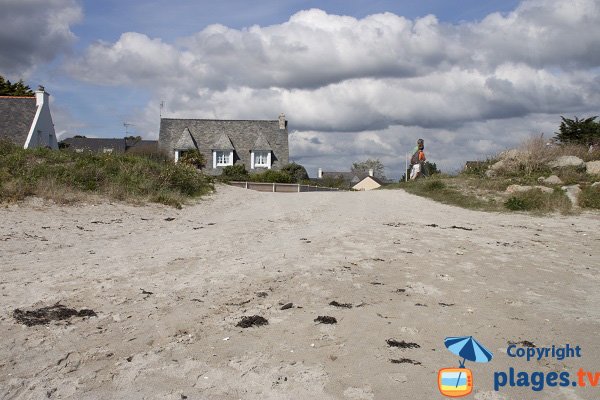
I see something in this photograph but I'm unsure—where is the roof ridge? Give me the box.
[0,96,35,99]
[161,118,278,122]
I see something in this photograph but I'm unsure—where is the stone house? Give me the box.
[0,86,57,149]
[158,114,289,175]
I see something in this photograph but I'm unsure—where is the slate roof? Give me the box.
[0,96,36,146]
[173,128,196,150]
[321,171,363,184]
[212,133,235,150]
[61,137,127,153]
[61,137,158,154]
[252,134,272,151]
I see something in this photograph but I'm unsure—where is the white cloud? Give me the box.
[0,0,82,77]
[64,0,600,178]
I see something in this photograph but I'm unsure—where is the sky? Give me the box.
[1,0,599,179]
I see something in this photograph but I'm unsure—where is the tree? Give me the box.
[423,161,440,176]
[554,116,600,145]
[281,162,309,182]
[0,75,34,96]
[351,159,386,180]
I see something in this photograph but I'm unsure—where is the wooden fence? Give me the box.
[229,181,339,193]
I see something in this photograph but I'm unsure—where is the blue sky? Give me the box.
[1,0,598,178]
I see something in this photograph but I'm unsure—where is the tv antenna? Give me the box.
[123,122,135,136]
[160,101,165,118]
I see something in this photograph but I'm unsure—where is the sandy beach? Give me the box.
[1,185,599,399]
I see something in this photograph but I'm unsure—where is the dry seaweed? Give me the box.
[13,304,97,326]
[236,315,269,328]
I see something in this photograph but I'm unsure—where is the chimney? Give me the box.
[279,113,286,130]
[368,168,374,177]
[35,85,48,107]
[318,168,323,179]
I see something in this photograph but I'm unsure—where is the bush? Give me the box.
[579,185,600,209]
[281,162,309,182]
[251,169,294,183]
[504,196,529,211]
[504,188,571,212]
[0,141,213,207]
[179,149,205,169]
[220,164,249,181]
[423,179,445,191]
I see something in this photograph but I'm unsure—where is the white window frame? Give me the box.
[213,150,234,168]
[251,150,271,169]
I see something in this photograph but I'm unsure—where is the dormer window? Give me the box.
[213,150,234,167]
[251,150,271,169]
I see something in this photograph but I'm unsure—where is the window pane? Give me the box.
[255,151,268,166]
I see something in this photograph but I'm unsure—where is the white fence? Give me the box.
[229,181,339,193]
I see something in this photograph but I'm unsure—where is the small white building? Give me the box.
[0,86,58,149]
[353,175,384,191]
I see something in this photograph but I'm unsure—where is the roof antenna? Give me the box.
[160,101,165,119]
[123,122,135,136]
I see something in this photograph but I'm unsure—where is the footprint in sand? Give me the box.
[436,274,454,281]
[474,391,509,400]
[343,386,374,400]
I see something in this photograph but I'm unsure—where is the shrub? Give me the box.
[179,149,205,169]
[579,185,600,209]
[280,162,309,182]
[504,196,529,211]
[423,179,445,191]
[504,188,571,212]
[220,164,249,181]
[251,169,294,183]
[0,143,213,207]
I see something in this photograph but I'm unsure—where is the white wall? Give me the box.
[23,88,58,149]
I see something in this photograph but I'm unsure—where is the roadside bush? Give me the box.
[251,169,294,183]
[0,141,213,207]
[281,162,309,182]
[504,188,571,213]
[579,185,600,209]
[423,179,445,191]
[179,149,205,169]
[220,164,249,181]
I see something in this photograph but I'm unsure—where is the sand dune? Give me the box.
[1,185,599,399]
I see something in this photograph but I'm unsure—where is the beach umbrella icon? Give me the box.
[444,336,493,388]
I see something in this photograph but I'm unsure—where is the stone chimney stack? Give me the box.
[368,168,374,177]
[318,168,323,178]
[278,113,286,130]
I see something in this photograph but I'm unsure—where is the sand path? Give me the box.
[1,185,599,399]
